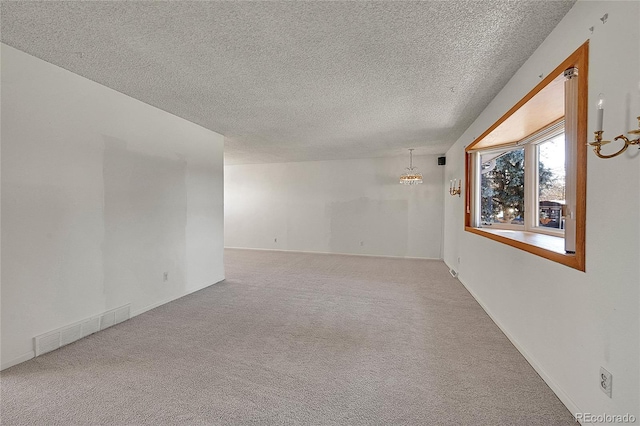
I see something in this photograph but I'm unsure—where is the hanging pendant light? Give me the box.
[400,149,423,185]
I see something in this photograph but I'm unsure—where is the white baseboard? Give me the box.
[224,246,440,261]
[455,273,582,420]
[2,280,223,371]
[131,279,224,317]
[1,350,35,371]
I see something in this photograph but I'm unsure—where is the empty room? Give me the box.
[1,1,638,425]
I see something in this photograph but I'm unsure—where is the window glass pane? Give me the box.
[480,148,525,226]
[537,134,566,231]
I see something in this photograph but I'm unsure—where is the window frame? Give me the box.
[531,129,567,237]
[464,42,588,271]
[475,124,566,236]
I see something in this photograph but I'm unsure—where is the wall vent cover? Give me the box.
[34,332,61,356]
[32,304,131,358]
[60,324,82,346]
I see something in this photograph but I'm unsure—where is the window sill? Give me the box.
[465,226,584,271]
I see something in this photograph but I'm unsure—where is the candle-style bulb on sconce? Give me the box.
[449,178,461,197]
[596,93,605,132]
[588,90,640,159]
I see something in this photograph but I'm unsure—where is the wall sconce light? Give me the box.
[449,179,461,197]
[588,94,640,158]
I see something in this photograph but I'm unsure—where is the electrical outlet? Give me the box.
[274,238,277,243]
[360,241,364,246]
[163,272,168,282]
[600,367,612,398]
[457,257,461,264]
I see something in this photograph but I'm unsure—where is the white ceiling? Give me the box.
[1,1,575,165]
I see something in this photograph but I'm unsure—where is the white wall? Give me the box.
[1,44,225,368]
[225,155,444,259]
[443,0,639,419]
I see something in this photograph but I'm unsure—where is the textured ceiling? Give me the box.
[1,1,575,164]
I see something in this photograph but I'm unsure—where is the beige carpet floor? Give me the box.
[1,249,575,425]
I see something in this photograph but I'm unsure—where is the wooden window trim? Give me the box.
[464,41,588,272]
